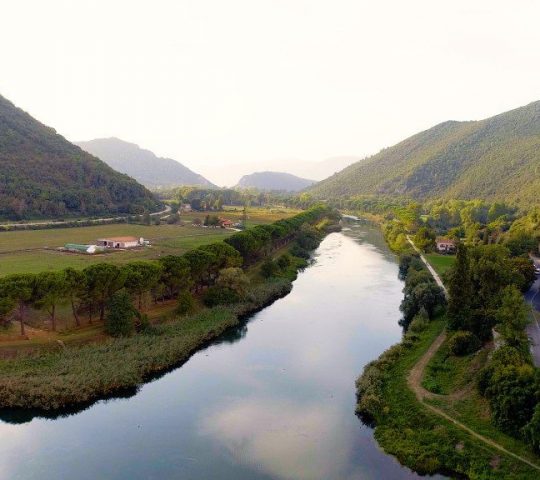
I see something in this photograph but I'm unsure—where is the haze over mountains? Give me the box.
[236,171,316,192]
[0,94,159,220]
[309,101,540,205]
[200,156,361,187]
[76,138,215,190]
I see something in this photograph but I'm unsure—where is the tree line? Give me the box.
[0,205,332,336]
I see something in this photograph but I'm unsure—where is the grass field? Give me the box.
[425,253,455,276]
[0,207,298,277]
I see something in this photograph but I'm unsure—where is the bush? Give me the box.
[290,243,310,259]
[277,253,292,270]
[260,258,280,278]
[176,290,196,315]
[105,291,136,337]
[203,286,239,307]
[448,331,481,356]
[409,308,429,333]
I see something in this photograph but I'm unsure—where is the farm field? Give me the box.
[0,207,298,277]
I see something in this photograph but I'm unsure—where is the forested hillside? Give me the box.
[237,171,315,191]
[0,95,159,219]
[309,101,540,205]
[77,138,215,189]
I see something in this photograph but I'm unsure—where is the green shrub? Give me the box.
[105,291,136,337]
[176,290,196,315]
[277,253,292,270]
[203,286,239,307]
[260,258,280,278]
[409,308,429,333]
[448,331,481,356]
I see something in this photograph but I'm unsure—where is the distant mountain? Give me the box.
[76,138,216,189]
[236,171,316,191]
[0,94,159,220]
[308,101,540,205]
[199,156,361,187]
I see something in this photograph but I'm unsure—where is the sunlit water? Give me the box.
[0,225,444,479]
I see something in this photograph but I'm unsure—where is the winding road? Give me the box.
[0,205,172,229]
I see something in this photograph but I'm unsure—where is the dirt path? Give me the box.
[405,237,540,472]
[408,336,540,472]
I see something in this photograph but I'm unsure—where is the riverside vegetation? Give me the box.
[0,205,339,410]
[353,200,540,479]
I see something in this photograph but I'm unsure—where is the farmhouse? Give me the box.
[97,236,141,249]
[436,237,456,253]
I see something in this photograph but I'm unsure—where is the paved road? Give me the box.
[525,256,540,367]
[406,235,448,297]
[0,205,172,228]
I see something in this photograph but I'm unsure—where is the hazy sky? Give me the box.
[2,0,540,172]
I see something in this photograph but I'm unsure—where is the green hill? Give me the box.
[0,95,160,219]
[309,101,540,205]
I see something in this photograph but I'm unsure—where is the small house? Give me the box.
[219,218,234,228]
[97,236,141,249]
[436,237,456,253]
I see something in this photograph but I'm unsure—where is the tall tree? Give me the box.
[64,268,87,327]
[124,261,163,311]
[3,274,34,336]
[33,271,68,331]
[84,264,126,322]
[447,243,473,331]
[495,285,530,355]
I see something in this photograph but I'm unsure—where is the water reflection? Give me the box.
[0,227,443,479]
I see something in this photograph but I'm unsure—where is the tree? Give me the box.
[142,211,151,225]
[0,280,15,328]
[124,261,163,311]
[33,271,68,331]
[2,274,34,335]
[447,243,473,331]
[83,264,126,322]
[216,267,248,295]
[64,267,87,327]
[158,255,191,298]
[495,286,530,355]
[413,226,436,252]
[105,290,136,337]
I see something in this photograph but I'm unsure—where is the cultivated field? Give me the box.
[0,207,299,277]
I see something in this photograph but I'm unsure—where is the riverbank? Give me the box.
[355,237,540,479]
[357,315,540,478]
[0,255,309,411]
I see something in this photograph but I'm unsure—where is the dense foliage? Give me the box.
[308,101,540,206]
[0,95,160,219]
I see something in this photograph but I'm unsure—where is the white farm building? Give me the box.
[97,236,142,249]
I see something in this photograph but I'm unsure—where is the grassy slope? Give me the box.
[309,100,540,205]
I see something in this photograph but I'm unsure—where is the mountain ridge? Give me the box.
[308,100,540,204]
[236,171,316,192]
[76,137,216,189]
[0,94,159,219]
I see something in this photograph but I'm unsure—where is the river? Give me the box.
[0,224,442,479]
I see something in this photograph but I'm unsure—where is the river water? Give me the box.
[0,225,440,479]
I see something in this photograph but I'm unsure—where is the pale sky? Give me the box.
[1,0,540,174]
